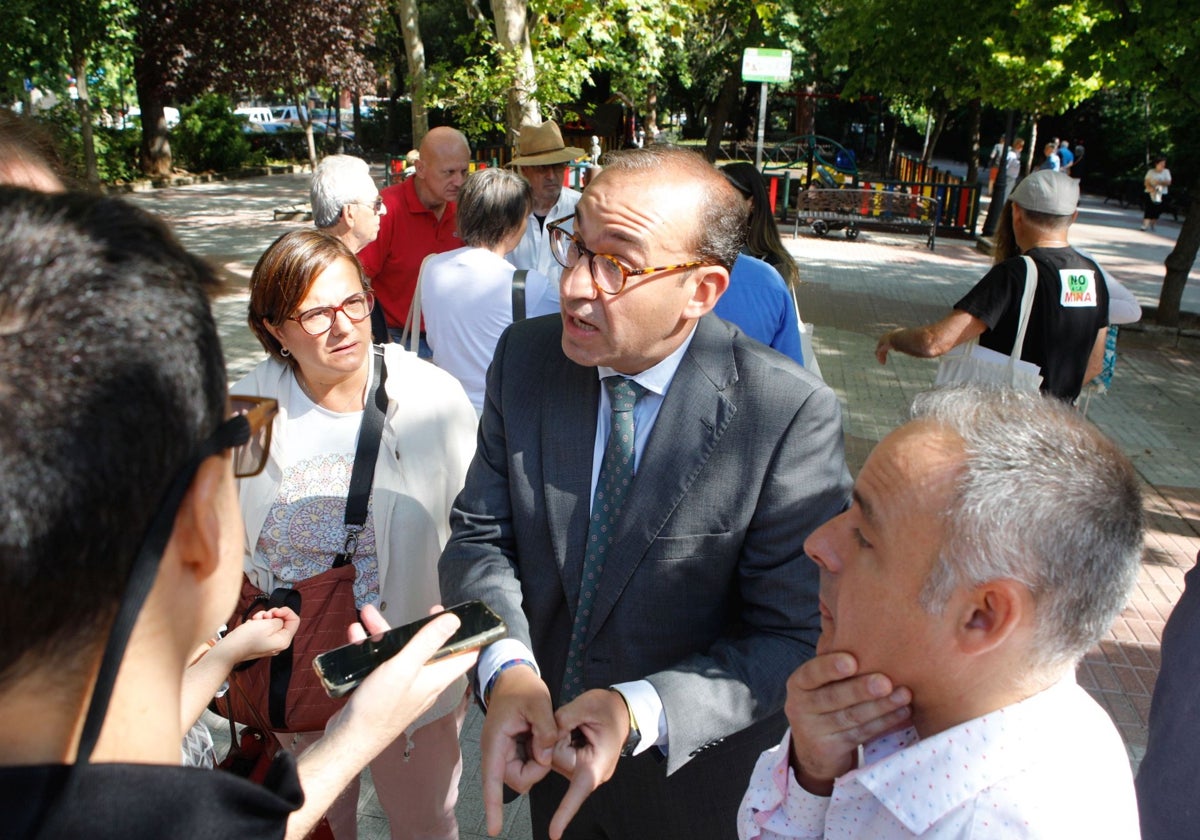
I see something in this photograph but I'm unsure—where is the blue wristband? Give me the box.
[483,658,536,707]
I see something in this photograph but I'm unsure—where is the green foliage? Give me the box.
[31,105,138,182]
[816,0,1102,117]
[173,94,252,172]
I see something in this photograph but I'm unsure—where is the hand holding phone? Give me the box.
[313,600,507,698]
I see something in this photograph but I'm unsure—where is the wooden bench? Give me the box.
[792,188,939,250]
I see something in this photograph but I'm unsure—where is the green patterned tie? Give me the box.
[561,376,646,702]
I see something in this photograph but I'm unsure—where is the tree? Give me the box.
[9,0,134,186]
[1091,0,1200,326]
[2,0,56,116]
[817,0,1102,174]
[490,0,540,139]
[392,0,430,146]
[131,0,189,177]
[220,0,382,169]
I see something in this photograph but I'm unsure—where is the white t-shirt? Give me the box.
[253,386,380,608]
[422,246,558,412]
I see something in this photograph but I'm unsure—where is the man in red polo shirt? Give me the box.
[359,126,471,354]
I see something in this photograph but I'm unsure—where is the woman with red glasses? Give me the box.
[235,229,477,840]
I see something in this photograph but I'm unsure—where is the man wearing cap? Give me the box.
[359,126,471,354]
[876,170,1109,402]
[507,121,586,285]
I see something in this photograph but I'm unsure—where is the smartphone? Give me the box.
[313,600,507,698]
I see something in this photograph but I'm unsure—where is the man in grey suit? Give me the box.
[439,146,851,840]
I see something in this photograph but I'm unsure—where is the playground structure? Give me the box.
[737,142,982,242]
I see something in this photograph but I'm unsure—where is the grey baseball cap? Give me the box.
[1010,170,1079,215]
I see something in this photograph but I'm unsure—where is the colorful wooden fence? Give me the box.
[763,165,981,238]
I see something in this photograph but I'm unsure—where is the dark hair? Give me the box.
[0,187,225,684]
[599,146,748,271]
[720,162,800,288]
[457,168,532,249]
[247,229,366,367]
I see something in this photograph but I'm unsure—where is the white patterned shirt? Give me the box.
[254,388,380,608]
[738,676,1139,839]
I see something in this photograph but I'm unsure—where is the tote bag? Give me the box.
[936,256,1043,392]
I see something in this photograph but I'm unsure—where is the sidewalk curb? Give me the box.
[103,163,312,195]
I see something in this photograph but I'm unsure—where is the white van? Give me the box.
[235,107,274,124]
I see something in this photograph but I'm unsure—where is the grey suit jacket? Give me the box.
[439,313,851,775]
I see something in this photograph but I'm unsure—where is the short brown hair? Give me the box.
[247,229,366,367]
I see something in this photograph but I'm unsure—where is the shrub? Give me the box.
[174,94,252,173]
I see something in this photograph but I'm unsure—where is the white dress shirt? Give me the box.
[506,187,582,284]
[737,676,1140,839]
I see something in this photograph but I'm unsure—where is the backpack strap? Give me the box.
[511,269,528,323]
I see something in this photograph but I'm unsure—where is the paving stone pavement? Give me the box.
[127,169,1199,838]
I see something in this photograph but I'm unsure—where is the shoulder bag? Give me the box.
[935,255,1044,392]
[221,345,388,733]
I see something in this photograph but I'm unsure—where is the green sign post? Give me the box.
[741,48,793,168]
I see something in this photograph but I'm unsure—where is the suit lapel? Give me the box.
[585,316,739,644]
[543,359,601,609]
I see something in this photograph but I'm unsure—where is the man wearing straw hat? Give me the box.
[507,121,586,284]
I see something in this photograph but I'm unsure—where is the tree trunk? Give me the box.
[394,0,428,147]
[73,54,100,187]
[704,68,740,162]
[966,97,981,186]
[921,104,947,166]
[135,0,176,177]
[490,0,540,142]
[796,84,817,137]
[295,93,318,170]
[644,83,659,139]
[1157,172,1200,326]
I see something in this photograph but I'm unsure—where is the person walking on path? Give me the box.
[875,171,1109,402]
[1142,157,1172,231]
[506,121,586,286]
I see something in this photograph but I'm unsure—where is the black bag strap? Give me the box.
[333,344,388,568]
[266,587,302,728]
[511,269,528,323]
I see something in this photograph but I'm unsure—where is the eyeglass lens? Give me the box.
[549,228,624,293]
[295,292,374,335]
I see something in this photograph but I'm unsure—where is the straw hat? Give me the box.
[508,121,585,167]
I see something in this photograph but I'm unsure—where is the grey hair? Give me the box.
[597,146,748,270]
[911,386,1143,671]
[456,167,532,249]
[310,155,376,229]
